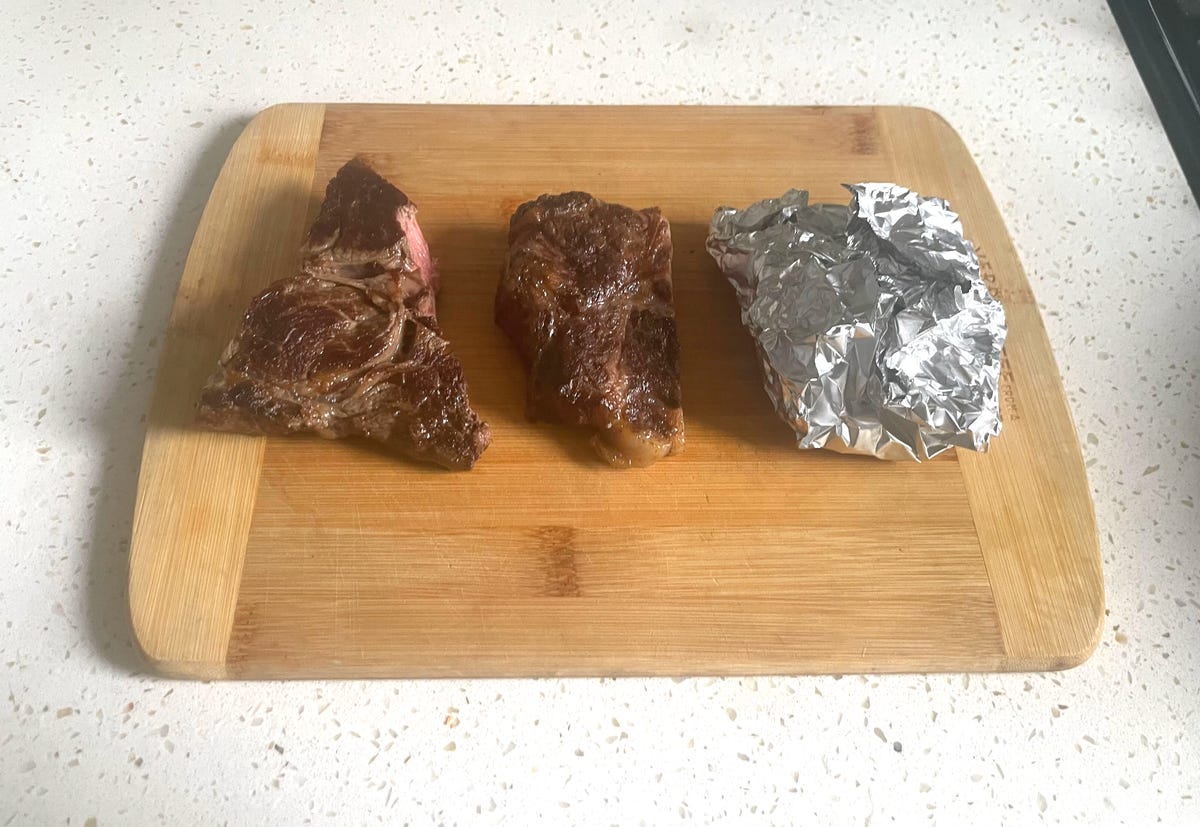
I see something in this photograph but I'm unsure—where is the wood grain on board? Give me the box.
[128,105,1102,678]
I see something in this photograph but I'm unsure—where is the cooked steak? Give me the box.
[301,157,438,319]
[196,158,490,470]
[496,192,684,467]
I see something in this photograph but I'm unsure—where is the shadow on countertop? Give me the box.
[86,118,249,674]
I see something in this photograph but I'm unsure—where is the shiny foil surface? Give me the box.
[706,184,1007,461]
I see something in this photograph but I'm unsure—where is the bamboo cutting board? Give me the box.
[127,105,1102,678]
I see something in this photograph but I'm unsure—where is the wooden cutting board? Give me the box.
[127,105,1103,678]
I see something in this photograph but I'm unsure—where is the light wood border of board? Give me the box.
[878,108,1104,669]
[128,104,328,677]
[126,104,1103,678]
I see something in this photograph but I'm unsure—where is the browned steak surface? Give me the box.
[496,192,683,467]
[196,159,489,470]
[301,157,439,319]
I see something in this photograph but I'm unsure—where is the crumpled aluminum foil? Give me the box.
[706,183,1006,461]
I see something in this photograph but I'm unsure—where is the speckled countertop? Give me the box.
[3,0,1198,823]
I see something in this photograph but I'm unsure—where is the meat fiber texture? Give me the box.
[196,158,490,470]
[496,192,684,467]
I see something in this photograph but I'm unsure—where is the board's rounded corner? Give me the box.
[1026,586,1105,673]
[126,592,178,677]
[129,615,228,680]
[899,106,972,155]
[1058,508,1107,672]
[227,105,280,155]
[127,550,233,681]
[1063,585,1106,671]
[230,103,328,162]
[245,102,308,128]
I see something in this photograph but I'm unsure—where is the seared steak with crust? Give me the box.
[196,158,490,470]
[301,158,438,319]
[496,192,684,467]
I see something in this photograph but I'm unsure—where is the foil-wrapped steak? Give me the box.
[196,159,490,470]
[706,184,1006,461]
[496,192,684,467]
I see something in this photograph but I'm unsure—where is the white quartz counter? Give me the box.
[3,1,1197,823]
